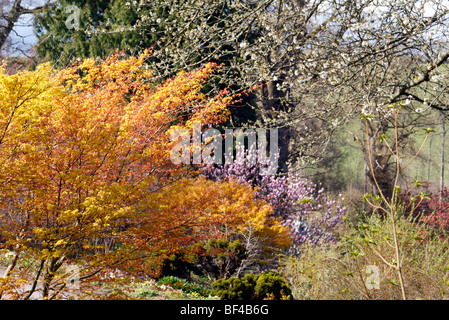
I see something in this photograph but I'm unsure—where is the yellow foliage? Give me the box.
[0,52,289,299]
[144,178,292,250]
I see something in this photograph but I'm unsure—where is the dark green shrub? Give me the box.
[212,273,257,300]
[191,239,247,280]
[255,272,292,300]
[160,253,193,279]
[160,239,247,280]
[212,272,292,300]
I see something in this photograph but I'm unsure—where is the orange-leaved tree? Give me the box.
[131,177,292,278]
[0,52,290,299]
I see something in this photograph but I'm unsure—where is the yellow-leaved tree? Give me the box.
[0,52,290,299]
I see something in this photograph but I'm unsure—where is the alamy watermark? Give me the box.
[61,6,279,174]
[65,5,80,30]
[170,121,279,175]
[66,264,80,291]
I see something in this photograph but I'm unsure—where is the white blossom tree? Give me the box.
[35,0,449,193]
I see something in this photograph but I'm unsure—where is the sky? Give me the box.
[2,0,44,56]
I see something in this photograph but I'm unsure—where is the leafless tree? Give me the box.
[48,0,449,192]
[0,0,51,55]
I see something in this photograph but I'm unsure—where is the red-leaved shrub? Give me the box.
[401,183,449,235]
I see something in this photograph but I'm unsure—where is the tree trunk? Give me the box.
[0,0,24,51]
[255,80,292,174]
[0,246,20,299]
[364,119,395,199]
[42,257,64,299]
[2,249,19,278]
[0,0,49,52]
[441,112,446,191]
[428,134,433,183]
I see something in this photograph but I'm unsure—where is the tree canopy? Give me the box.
[0,51,290,299]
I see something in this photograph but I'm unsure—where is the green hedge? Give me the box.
[212,272,292,300]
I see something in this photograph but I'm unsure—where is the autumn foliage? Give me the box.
[401,184,449,235]
[0,52,290,299]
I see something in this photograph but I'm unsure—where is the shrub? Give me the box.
[181,282,211,297]
[278,103,449,300]
[212,274,256,300]
[212,272,292,300]
[279,211,449,300]
[201,145,345,246]
[158,276,186,289]
[190,240,247,280]
[400,184,449,236]
[279,244,345,300]
[159,252,193,280]
[341,212,449,299]
[160,239,247,281]
[424,187,449,233]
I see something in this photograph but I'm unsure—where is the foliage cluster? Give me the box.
[212,271,292,300]
[160,239,247,281]
[157,276,211,298]
[201,146,346,246]
[401,184,449,235]
[0,52,291,299]
[281,212,449,300]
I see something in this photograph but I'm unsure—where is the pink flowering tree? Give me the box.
[200,144,346,249]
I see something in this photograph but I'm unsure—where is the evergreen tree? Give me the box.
[35,0,148,64]
[35,0,257,128]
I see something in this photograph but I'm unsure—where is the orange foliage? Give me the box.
[0,53,290,299]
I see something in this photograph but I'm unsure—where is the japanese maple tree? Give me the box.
[0,52,290,299]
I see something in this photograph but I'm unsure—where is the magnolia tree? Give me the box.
[34,0,449,196]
